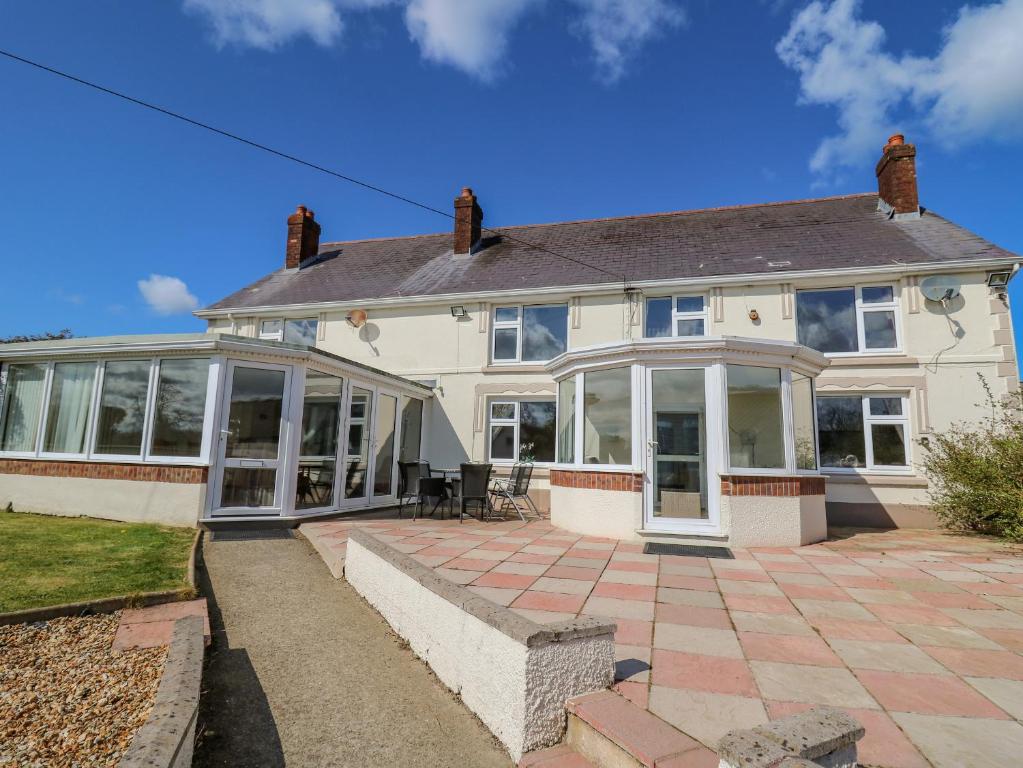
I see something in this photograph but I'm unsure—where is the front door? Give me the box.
[644,366,721,534]
[213,362,291,516]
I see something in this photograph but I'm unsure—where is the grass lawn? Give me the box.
[0,511,195,613]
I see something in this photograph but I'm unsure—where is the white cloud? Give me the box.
[777,0,1023,178]
[183,0,684,81]
[569,0,686,83]
[138,275,200,316]
[404,0,538,81]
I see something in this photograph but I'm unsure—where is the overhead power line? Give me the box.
[0,48,627,283]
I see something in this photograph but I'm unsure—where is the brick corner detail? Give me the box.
[0,459,208,485]
[550,468,643,493]
[720,475,826,497]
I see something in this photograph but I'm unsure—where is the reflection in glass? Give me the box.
[494,307,519,322]
[796,288,857,353]
[676,319,705,337]
[374,394,397,496]
[863,311,897,349]
[522,305,568,361]
[558,378,575,463]
[491,402,516,420]
[221,468,277,508]
[284,318,318,346]
[651,369,707,520]
[869,397,902,416]
[871,424,907,465]
[0,363,46,452]
[43,362,96,454]
[296,372,342,510]
[817,397,865,468]
[792,372,817,470]
[345,388,372,499]
[399,397,423,462]
[727,365,785,469]
[151,359,209,457]
[676,296,704,313]
[490,424,515,460]
[225,367,285,460]
[583,367,632,465]
[493,328,518,360]
[520,401,556,462]
[644,297,672,337]
[862,286,894,303]
[95,360,150,455]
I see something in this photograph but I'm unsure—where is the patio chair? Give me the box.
[398,461,431,518]
[489,462,540,521]
[445,463,495,523]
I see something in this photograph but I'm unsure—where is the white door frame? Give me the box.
[370,388,401,506]
[643,363,722,534]
[210,360,293,517]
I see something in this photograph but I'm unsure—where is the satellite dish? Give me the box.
[920,275,962,303]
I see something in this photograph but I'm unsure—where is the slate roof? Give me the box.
[203,193,1018,312]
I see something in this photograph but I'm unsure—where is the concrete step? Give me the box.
[519,744,595,767]
[635,530,732,549]
[565,690,717,768]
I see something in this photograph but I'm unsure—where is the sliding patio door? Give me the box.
[213,361,291,515]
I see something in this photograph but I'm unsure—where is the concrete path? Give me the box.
[192,530,511,767]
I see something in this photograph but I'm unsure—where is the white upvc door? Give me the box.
[643,364,722,534]
[211,361,292,516]
[337,383,402,509]
[370,388,401,506]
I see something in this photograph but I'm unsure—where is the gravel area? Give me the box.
[0,613,167,767]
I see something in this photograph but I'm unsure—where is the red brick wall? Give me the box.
[721,475,826,497]
[550,468,643,493]
[875,143,918,214]
[0,459,208,484]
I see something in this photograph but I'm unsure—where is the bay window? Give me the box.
[796,286,900,354]
[582,367,632,465]
[492,304,568,363]
[817,395,911,471]
[791,372,818,470]
[726,365,785,470]
[645,295,708,338]
[557,378,576,464]
[488,399,556,463]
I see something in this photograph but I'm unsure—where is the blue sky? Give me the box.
[1,0,1021,349]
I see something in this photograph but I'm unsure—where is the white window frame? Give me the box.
[258,317,318,346]
[817,393,912,474]
[722,363,794,476]
[487,397,557,465]
[0,357,217,465]
[491,303,569,364]
[796,285,902,357]
[644,294,709,339]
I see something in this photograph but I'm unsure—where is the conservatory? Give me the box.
[0,333,431,526]
[546,336,831,547]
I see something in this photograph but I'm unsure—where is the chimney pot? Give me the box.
[453,187,483,256]
[876,134,919,217]
[285,204,322,269]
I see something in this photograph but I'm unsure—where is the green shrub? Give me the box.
[921,376,1023,540]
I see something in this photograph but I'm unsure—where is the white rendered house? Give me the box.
[0,135,1018,546]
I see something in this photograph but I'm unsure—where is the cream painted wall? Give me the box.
[208,268,1018,515]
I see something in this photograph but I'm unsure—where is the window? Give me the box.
[296,372,343,510]
[817,395,910,471]
[583,367,632,465]
[488,399,556,463]
[399,397,424,463]
[726,365,785,470]
[557,378,575,463]
[43,362,97,454]
[94,360,151,455]
[259,318,318,347]
[150,359,209,458]
[492,304,568,363]
[791,372,817,470]
[0,363,47,453]
[644,295,707,338]
[796,286,900,354]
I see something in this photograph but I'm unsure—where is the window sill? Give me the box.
[822,471,926,487]
[482,364,552,374]
[824,354,919,367]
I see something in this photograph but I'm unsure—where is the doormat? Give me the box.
[210,529,294,542]
[643,543,734,559]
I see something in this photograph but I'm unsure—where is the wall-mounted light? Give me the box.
[346,309,368,328]
[988,271,1011,289]
[450,305,467,318]
[748,308,760,322]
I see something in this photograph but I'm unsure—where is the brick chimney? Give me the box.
[453,187,483,256]
[285,205,321,269]
[876,134,919,218]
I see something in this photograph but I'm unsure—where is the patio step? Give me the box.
[519,744,595,767]
[565,690,717,768]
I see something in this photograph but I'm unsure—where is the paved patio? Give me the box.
[301,517,1023,768]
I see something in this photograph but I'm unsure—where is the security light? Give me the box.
[988,271,1011,289]
[450,305,467,318]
